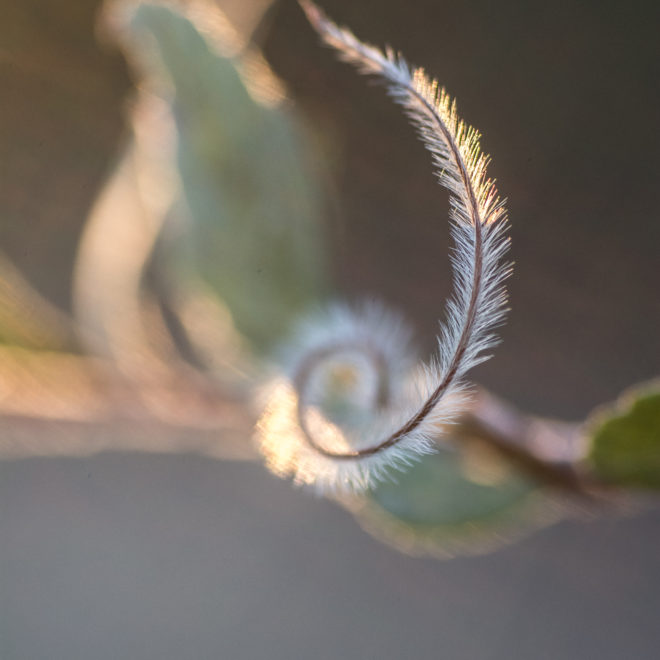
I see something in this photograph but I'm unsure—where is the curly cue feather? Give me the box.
[295,1,509,462]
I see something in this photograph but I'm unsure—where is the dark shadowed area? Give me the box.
[1,0,659,658]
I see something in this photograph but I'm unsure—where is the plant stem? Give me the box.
[460,389,606,497]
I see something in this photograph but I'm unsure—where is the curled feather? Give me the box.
[256,2,511,493]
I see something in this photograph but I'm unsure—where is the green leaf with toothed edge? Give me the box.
[121,3,329,354]
[588,383,660,489]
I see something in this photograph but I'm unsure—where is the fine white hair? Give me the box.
[256,2,511,494]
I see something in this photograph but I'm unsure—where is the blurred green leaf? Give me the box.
[122,3,328,353]
[348,444,557,558]
[587,383,660,489]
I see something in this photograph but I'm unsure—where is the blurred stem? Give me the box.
[460,389,604,497]
[0,248,613,495]
[0,346,255,462]
[0,340,603,499]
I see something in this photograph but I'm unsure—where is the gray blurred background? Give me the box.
[1,0,659,658]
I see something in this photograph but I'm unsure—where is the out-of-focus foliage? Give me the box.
[345,440,562,558]
[118,2,328,354]
[588,383,660,489]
